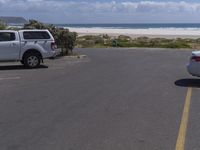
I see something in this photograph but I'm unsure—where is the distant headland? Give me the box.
[0,16,28,26]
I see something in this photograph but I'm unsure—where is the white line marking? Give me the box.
[0,77,21,80]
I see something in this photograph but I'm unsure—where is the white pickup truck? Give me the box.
[0,30,59,68]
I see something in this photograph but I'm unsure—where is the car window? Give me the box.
[23,31,51,39]
[0,32,16,42]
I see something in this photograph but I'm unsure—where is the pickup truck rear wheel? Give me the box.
[24,53,41,68]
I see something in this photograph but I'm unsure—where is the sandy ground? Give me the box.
[67,27,200,39]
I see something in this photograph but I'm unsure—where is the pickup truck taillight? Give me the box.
[51,42,57,50]
[191,56,200,62]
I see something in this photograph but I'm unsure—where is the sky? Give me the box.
[1,0,200,23]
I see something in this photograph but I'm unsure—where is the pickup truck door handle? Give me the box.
[10,43,17,46]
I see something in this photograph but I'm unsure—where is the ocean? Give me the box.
[8,23,200,37]
[56,23,200,29]
[55,23,200,37]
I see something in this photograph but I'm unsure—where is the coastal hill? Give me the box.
[0,17,28,25]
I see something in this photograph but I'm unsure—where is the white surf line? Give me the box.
[0,77,21,80]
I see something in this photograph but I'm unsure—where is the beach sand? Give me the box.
[67,27,200,39]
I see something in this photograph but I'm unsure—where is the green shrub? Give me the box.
[118,35,131,42]
[76,35,105,47]
[0,22,6,30]
[0,25,5,30]
[76,39,95,48]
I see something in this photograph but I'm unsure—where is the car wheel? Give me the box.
[24,53,41,68]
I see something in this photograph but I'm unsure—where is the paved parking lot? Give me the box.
[0,48,198,150]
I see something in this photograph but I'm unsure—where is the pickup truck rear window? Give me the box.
[23,31,51,40]
[0,32,16,42]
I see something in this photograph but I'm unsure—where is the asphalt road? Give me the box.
[0,48,198,150]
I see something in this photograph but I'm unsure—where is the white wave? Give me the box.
[66,27,200,36]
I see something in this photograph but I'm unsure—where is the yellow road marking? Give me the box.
[175,88,192,150]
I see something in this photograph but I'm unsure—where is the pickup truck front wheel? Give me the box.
[24,53,41,68]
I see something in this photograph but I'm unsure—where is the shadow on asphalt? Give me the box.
[175,79,200,88]
[0,65,48,71]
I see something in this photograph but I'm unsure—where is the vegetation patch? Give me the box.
[76,35,200,49]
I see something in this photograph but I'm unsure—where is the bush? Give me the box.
[76,35,105,47]
[0,24,5,30]
[0,21,6,30]
[24,20,77,55]
[118,35,131,42]
[76,39,96,48]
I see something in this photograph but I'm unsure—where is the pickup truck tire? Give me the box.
[23,52,41,68]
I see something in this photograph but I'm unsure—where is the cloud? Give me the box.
[1,1,200,13]
[1,1,200,23]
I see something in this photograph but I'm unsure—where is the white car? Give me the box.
[0,30,59,68]
[187,51,200,77]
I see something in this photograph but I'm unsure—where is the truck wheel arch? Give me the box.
[22,49,43,61]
